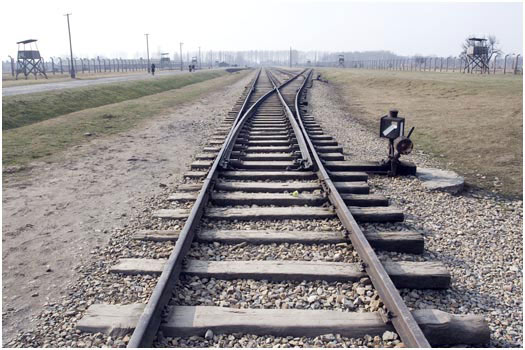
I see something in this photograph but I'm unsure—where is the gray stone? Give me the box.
[416,167,464,194]
[382,331,397,341]
[205,329,214,340]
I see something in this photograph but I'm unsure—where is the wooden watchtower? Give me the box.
[16,39,48,80]
[160,52,171,68]
[463,37,490,74]
[338,54,345,67]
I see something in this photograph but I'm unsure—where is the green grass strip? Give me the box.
[2,70,227,130]
[3,70,250,168]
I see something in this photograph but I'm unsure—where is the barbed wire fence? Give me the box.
[2,57,186,78]
[2,51,523,78]
[2,50,298,78]
[339,55,522,74]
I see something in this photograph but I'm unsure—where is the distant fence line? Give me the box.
[341,55,523,74]
[2,57,198,78]
[3,54,523,77]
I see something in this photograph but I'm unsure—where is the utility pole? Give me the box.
[289,46,292,68]
[64,13,76,78]
[198,46,201,70]
[179,42,183,71]
[145,33,150,73]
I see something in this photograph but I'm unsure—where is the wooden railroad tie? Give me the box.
[77,304,489,346]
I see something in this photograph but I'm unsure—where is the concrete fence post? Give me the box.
[7,56,14,76]
[503,54,510,74]
[514,54,521,74]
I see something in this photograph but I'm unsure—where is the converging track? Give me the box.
[76,68,489,348]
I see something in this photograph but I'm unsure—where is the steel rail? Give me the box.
[219,68,307,169]
[128,69,263,348]
[266,69,313,169]
[128,68,306,347]
[294,69,431,348]
[218,69,264,164]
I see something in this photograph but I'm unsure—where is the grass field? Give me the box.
[3,70,228,130]
[320,68,523,197]
[3,70,250,168]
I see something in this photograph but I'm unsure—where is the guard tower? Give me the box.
[160,52,171,68]
[338,54,345,67]
[463,38,490,74]
[16,39,48,80]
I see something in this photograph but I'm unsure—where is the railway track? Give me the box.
[77,68,489,347]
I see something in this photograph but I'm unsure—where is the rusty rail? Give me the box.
[219,68,307,169]
[127,69,263,347]
[128,68,308,347]
[266,69,313,169]
[293,69,431,348]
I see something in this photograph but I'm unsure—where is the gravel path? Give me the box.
[309,78,523,348]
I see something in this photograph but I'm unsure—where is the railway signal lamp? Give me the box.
[379,110,416,176]
[380,110,405,140]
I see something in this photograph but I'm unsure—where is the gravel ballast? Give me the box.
[7,72,520,348]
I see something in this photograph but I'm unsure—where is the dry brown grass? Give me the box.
[321,68,523,197]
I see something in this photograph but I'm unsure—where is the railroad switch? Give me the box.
[379,110,417,176]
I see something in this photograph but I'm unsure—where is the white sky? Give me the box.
[1,0,522,59]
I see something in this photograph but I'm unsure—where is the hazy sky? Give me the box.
[1,0,522,59]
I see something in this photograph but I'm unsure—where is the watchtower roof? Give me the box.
[17,39,38,44]
[468,37,487,42]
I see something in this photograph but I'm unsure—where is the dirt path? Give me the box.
[2,69,221,96]
[1,72,253,342]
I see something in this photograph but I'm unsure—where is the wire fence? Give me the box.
[3,52,523,78]
[2,57,206,79]
[338,55,523,74]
